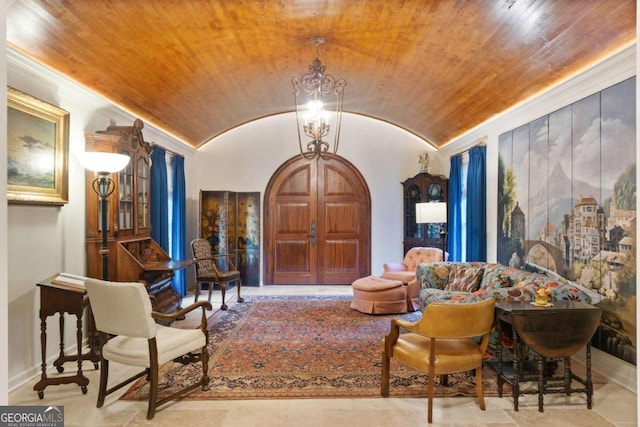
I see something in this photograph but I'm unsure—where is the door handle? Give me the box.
[309,219,317,247]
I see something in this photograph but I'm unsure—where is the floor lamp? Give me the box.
[416,202,447,261]
[78,152,130,280]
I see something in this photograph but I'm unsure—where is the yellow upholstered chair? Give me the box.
[85,278,212,420]
[191,238,244,310]
[382,247,446,311]
[381,297,495,423]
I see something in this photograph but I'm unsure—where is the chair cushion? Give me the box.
[102,325,206,367]
[384,333,484,374]
[352,276,404,291]
[381,270,416,284]
[445,265,484,292]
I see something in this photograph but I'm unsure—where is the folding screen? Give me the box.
[497,77,636,364]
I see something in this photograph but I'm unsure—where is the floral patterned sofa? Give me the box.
[415,262,594,360]
[416,262,592,308]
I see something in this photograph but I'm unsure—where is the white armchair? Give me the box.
[85,278,212,420]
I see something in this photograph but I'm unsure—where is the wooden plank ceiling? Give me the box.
[7,0,636,150]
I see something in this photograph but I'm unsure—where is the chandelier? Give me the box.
[292,36,346,160]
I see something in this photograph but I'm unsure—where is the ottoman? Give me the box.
[350,276,408,314]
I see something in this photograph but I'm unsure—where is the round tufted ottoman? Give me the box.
[350,276,407,314]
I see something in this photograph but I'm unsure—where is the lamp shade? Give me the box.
[416,202,447,224]
[77,152,130,174]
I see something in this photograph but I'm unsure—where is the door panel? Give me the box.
[317,161,369,284]
[265,155,370,284]
[266,161,317,284]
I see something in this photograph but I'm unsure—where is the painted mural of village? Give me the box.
[497,77,636,365]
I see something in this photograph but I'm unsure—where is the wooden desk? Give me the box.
[116,238,193,318]
[495,300,602,412]
[33,274,101,399]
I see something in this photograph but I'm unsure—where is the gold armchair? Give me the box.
[381,297,495,423]
[84,278,212,420]
[191,238,244,310]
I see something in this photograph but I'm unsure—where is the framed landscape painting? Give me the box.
[7,87,69,205]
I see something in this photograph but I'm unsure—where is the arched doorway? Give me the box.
[264,154,371,284]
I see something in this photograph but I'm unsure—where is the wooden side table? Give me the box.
[495,300,602,412]
[33,274,101,399]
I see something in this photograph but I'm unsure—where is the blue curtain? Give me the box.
[448,155,463,261]
[150,146,169,251]
[171,155,187,296]
[466,146,487,261]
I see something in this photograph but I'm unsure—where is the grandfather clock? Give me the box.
[84,120,184,316]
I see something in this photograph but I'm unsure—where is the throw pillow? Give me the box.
[489,273,512,289]
[445,265,485,292]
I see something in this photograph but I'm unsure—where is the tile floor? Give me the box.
[9,285,638,426]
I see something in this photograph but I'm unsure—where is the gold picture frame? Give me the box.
[7,87,69,205]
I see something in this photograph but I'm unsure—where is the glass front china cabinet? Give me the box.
[401,172,448,254]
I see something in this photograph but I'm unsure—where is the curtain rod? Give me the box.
[450,139,486,158]
[151,143,183,158]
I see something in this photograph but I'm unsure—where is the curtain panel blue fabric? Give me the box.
[448,155,463,261]
[150,146,169,251]
[171,155,187,296]
[466,146,487,261]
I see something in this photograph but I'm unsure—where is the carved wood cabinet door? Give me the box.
[264,155,371,285]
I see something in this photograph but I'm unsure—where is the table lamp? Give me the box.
[416,202,447,261]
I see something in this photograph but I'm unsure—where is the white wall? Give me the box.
[194,112,439,283]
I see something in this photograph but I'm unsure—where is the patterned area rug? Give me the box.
[121,295,508,400]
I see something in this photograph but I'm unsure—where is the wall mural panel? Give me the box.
[497,77,636,365]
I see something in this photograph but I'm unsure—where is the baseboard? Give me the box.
[9,340,85,392]
[573,346,637,393]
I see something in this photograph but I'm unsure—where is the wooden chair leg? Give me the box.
[194,281,201,302]
[220,283,228,310]
[207,283,214,305]
[201,344,210,391]
[236,278,244,303]
[427,363,436,423]
[96,358,108,408]
[440,374,448,386]
[427,375,435,423]
[147,361,159,420]
[476,366,485,410]
[381,349,390,397]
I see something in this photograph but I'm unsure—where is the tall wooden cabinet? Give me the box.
[84,120,184,316]
[402,172,448,254]
[199,191,260,286]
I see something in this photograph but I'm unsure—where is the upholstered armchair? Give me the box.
[382,246,445,310]
[381,297,496,423]
[191,238,244,310]
[84,278,212,420]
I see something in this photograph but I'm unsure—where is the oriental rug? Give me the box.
[121,295,508,401]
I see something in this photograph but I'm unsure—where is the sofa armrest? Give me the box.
[416,262,450,290]
[383,262,407,273]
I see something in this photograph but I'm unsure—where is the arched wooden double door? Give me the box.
[264,155,371,284]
